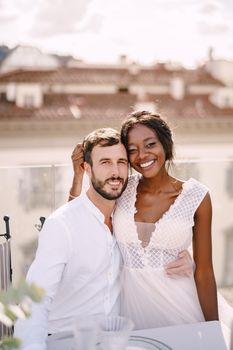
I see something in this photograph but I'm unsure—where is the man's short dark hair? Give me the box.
[83,128,121,165]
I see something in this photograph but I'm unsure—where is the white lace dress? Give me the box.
[113,175,208,329]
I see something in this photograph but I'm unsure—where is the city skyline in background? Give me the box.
[0,0,233,68]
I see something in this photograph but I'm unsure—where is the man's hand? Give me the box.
[164,250,194,277]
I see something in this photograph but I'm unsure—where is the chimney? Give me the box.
[170,76,185,100]
[119,55,127,65]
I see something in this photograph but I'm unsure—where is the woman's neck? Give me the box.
[140,170,172,194]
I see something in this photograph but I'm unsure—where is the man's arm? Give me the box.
[14,297,52,350]
[69,143,85,201]
[14,218,70,350]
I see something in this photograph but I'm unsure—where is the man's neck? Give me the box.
[86,188,115,230]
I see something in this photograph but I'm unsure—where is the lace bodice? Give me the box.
[113,175,208,269]
[135,222,155,248]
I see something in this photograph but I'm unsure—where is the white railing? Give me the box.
[0,160,233,288]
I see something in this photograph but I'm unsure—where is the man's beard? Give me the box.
[91,173,128,200]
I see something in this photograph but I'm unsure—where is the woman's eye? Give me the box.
[128,148,137,154]
[146,142,156,148]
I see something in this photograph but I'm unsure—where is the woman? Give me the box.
[113,111,218,329]
[69,111,223,330]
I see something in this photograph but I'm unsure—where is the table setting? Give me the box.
[47,317,230,350]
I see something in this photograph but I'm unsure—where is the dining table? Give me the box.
[47,320,231,350]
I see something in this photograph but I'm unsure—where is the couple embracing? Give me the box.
[15,111,232,350]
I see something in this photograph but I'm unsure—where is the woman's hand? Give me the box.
[71,143,85,177]
[69,144,85,200]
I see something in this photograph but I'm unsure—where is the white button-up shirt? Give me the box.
[14,193,122,350]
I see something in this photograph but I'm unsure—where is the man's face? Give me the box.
[86,143,128,200]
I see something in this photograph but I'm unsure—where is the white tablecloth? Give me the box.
[47,320,230,350]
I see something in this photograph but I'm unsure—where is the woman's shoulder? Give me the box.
[125,172,142,192]
[128,172,141,184]
[183,177,209,194]
[116,172,140,206]
[180,178,210,214]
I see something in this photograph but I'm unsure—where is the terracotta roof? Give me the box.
[0,68,131,85]
[0,91,232,123]
[0,69,56,83]
[133,69,172,84]
[0,93,137,121]
[0,66,223,86]
[179,68,224,85]
[44,92,136,107]
[148,94,233,118]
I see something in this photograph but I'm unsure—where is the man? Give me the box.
[14,128,128,350]
[14,128,192,350]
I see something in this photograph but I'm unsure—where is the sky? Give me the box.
[0,0,233,68]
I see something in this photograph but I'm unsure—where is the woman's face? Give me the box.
[127,124,166,178]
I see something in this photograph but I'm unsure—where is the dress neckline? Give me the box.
[135,221,156,226]
[132,177,194,249]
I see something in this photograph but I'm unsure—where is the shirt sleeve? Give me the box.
[14,216,71,350]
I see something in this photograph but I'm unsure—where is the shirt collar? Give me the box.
[81,192,106,223]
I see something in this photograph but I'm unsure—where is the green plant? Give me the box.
[0,281,44,350]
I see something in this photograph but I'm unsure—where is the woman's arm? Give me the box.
[68,143,85,201]
[193,192,219,321]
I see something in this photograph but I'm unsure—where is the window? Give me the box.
[24,95,35,108]
[224,96,231,107]
[0,92,7,102]
[118,87,129,93]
